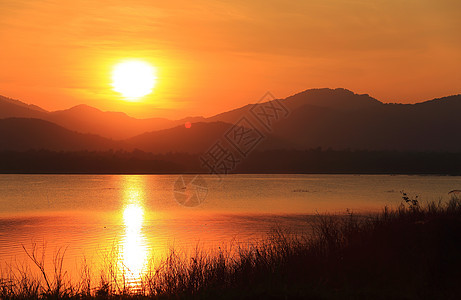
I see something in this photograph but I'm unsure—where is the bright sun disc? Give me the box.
[111,60,157,99]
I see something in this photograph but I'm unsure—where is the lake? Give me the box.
[0,174,459,285]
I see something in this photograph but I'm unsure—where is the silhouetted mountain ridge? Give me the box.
[0,95,47,113]
[283,88,383,111]
[0,95,46,119]
[0,95,205,139]
[0,118,123,151]
[1,89,460,153]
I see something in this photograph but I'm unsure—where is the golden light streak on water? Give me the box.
[119,176,148,288]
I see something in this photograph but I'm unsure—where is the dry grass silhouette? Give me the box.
[1,197,461,299]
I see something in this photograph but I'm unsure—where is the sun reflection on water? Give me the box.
[119,176,148,287]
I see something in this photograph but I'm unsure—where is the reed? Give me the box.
[1,197,461,299]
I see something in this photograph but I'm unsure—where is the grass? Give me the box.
[1,196,461,299]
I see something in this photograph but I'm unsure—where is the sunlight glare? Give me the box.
[119,176,149,288]
[123,204,144,232]
[111,60,157,100]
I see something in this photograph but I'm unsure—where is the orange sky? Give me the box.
[0,0,460,119]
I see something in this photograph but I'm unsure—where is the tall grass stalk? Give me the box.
[1,198,461,299]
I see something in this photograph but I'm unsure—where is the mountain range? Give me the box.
[0,88,460,153]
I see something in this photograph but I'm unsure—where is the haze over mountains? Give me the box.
[0,118,122,151]
[0,95,205,140]
[1,88,460,153]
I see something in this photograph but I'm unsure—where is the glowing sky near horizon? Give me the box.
[0,0,460,118]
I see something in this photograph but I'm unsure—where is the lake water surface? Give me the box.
[0,174,459,285]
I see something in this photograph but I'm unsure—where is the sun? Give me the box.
[111,60,157,100]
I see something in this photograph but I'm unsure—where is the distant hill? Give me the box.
[269,93,461,151]
[207,88,382,124]
[207,88,461,152]
[0,118,123,151]
[127,121,235,154]
[47,104,205,140]
[0,95,47,113]
[0,96,205,139]
[0,95,47,119]
[283,88,383,111]
[125,120,297,154]
[1,89,461,153]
